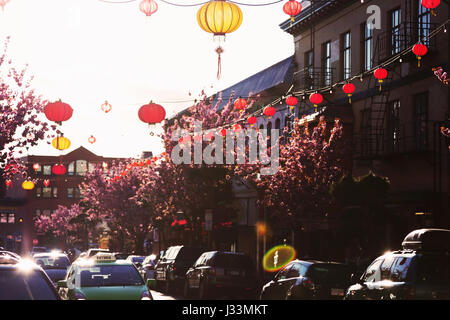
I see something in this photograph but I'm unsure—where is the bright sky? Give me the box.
[0,0,293,159]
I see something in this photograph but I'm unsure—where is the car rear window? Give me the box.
[79,265,144,287]
[34,256,70,269]
[416,255,450,285]
[212,253,254,270]
[306,264,352,284]
[0,269,58,300]
[177,248,204,261]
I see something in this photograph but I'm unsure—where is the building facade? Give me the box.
[279,0,449,257]
[0,146,128,254]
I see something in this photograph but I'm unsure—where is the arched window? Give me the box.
[76,160,87,176]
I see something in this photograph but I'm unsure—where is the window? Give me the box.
[42,187,52,199]
[36,188,42,198]
[322,41,332,86]
[7,214,15,224]
[0,213,15,224]
[363,259,383,283]
[88,162,96,173]
[290,263,308,277]
[52,187,58,198]
[418,1,431,45]
[43,165,52,176]
[68,162,75,176]
[342,32,351,80]
[76,160,87,176]
[1,213,7,224]
[34,165,42,175]
[362,22,373,71]
[305,50,314,89]
[42,210,51,216]
[67,188,74,199]
[391,257,413,282]
[414,92,428,150]
[391,8,402,54]
[276,265,291,281]
[389,100,401,150]
[380,255,396,280]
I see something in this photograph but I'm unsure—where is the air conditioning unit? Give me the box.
[402,228,450,251]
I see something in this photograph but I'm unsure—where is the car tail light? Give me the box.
[303,279,315,290]
[74,291,87,300]
[141,291,153,300]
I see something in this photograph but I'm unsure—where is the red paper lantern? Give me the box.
[5,180,12,188]
[52,164,66,175]
[374,68,388,91]
[421,0,440,15]
[44,101,73,123]
[32,239,39,246]
[412,44,428,67]
[138,102,166,125]
[32,163,40,172]
[232,123,243,133]
[220,128,227,137]
[139,0,158,17]
[234,98,247,111]
[101,101,112,113]
[285,96,298,110]
[88,135,96,144]
[263,106,276,118]
[309,93,323,112]
[342,83,356,104]
[247,116,257,126]
[43,179,50,187]
[283,0,302,24]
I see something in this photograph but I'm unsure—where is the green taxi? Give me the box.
[57,252,154,300]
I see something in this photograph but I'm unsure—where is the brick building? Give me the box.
[0,146,130,254]
[279,0,450,258]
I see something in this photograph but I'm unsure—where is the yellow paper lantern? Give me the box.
[52,136,71,151]
[22,180,35,190]
[197,0,243,37]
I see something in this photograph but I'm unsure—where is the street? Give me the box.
[151,290,181,301]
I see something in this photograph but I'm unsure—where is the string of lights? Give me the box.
[98,0,285,6]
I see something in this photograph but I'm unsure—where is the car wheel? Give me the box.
[198,281,209,300]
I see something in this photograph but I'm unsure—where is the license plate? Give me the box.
[331,288,344,296]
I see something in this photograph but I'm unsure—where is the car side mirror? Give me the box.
[146,278,156,290]
[57,280,67,288]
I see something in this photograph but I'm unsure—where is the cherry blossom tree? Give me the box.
[0,37,55,179]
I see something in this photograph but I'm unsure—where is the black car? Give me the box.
[33,252,71,285]
[155,245,207,293]
[260,260,352,300]
[345,228,450,300]
[184,251,258,299]
[0,254,60,300]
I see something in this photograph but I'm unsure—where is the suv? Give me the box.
[345,228,450,300]
[155,245,206,293]
[184,251,258,299]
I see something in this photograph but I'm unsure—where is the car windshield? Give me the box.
[416,255,450,285]
[79,265,144,287]
[0,269,58,300]
[213,253,254,270]
[307,264,352,284]
[34,256,70,269]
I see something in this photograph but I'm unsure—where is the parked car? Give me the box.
[57,252,153,300]
[0,254,60,300]
[139,255,158,281]
[126,255,145,268]
[184,251,258,299]
[260,259,352,300]
[155,245,207,293]
[30,246,50,256]
[0,250,21,260]
[345,228,450,300]
[33,252,71,285]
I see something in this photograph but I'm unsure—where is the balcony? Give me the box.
[294,67,335,91]
[377,21,439,63]
[352,121,442,159]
